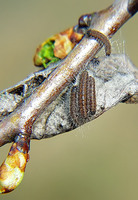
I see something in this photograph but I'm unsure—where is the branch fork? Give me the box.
[0,0,137,194]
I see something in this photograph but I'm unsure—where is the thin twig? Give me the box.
[0,0,137,147]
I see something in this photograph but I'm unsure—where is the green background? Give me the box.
[0,0,138,199]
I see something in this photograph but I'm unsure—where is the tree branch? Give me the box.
[0,0,137,147]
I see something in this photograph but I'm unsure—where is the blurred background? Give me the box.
[0,0,138,199]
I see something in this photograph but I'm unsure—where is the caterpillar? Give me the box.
[70,71,96,126]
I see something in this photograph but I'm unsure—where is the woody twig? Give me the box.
[0,0,137,147]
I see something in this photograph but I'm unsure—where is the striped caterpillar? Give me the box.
[70,71,96,126]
